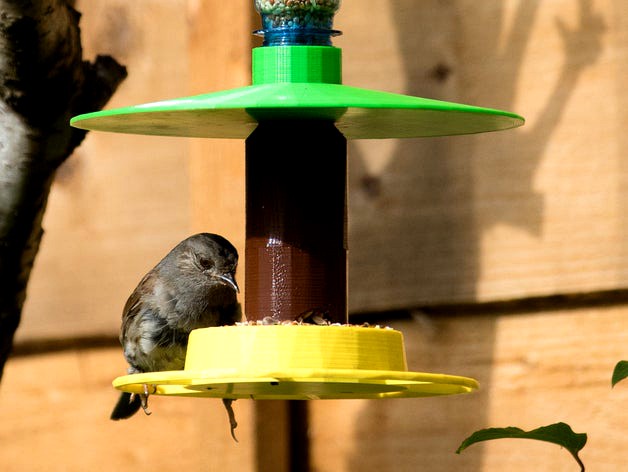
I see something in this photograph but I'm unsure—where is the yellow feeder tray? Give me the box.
[112,325,478,400]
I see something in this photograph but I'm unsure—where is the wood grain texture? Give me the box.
[310,304,628,471]
[340,0,626,311]
[16,0,628,329]
[0,348,254,471]
[3,1,627,471]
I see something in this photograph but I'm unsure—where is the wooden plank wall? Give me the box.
[310,306,628,471]
[1,2,256,471]
[315,1,628,470]
[15,0,193,342]
[341,0,624,311]
[2,0,628,471]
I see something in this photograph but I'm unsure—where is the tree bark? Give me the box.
[0,0,127,379]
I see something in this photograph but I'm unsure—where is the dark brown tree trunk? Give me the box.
[0,0,127,379]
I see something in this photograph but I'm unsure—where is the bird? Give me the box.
[110,233,241,438]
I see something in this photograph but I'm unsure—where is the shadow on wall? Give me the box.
[344,1,604,471]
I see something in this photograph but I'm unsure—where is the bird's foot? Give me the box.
[222,398,238,442]
[140,384,157,416]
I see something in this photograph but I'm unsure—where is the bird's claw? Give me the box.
[140,384,157,416]
[223,398,238,442]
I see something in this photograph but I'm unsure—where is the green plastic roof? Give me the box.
[71,82,524,139]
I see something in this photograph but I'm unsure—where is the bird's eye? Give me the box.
[198,257,213,269]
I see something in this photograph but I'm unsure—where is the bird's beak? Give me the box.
[217,273,239,293]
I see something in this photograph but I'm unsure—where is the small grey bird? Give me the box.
[110,233,241,437]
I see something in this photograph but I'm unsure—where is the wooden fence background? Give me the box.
[2,0,628,470]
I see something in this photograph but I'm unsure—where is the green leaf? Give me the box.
[456,422,587,471]
[611,360,628,387]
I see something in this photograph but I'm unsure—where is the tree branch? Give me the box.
[0,0,127,379]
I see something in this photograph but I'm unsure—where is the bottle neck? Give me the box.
[258,28,340,47]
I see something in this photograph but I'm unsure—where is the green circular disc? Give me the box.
[70,82,523,139]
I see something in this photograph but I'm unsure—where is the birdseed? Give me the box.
[255,0,341,30]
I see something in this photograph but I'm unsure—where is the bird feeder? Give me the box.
[71,1,523,401]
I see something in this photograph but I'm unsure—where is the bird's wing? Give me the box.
[120,271,156,344]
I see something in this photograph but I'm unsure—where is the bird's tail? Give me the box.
[110,392,142,420]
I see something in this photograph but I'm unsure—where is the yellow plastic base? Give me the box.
[112,325,478,400]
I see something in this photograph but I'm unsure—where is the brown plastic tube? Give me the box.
[245,121,347,323]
